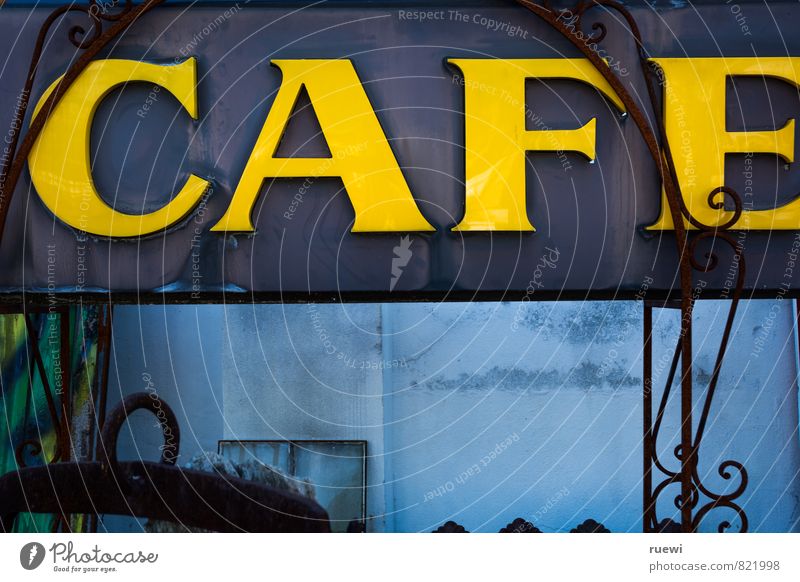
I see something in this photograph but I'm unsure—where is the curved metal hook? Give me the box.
[99,392,180,473]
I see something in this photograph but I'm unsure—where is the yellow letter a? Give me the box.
[212,60,433,233]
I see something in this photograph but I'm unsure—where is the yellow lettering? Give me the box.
[29,59,209,237]
[212,59,433,232]
[448,58,625,231]
[649,57,799,230]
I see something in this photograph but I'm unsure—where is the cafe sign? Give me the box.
[2,1,800,300]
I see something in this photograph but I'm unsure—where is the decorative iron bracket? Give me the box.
[0,0,750,533]
[512,0,748,532]
[0,0,166,241]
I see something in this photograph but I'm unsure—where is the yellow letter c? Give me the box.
[28,59,209,237]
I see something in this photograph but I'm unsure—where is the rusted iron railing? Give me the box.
[0,0,749,532]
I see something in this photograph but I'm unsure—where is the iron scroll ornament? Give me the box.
[0,0,164,532]
[0,0,748,532]
[14,311,73,469]
[0,0,166,242]
[512,0,748,532]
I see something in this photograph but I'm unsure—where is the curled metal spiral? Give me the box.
[14,439,43,468]
[0,0,164,241]
[653,456,748,530]
[674,483,699,512]
[653,445,703,513]
[513,0,750,532]
[65,0,136,48]
[693,461,748,504]
[693,499,749,533]
[554,2,608,43]
[705,187,744,231]
[651,474,693,513]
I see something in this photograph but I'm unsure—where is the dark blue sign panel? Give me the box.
[1,1,800,301]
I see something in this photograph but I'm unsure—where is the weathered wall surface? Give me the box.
[384,301,800,532]
[107,300,800,532]
[220,303,389,531]
[103,305,224,531]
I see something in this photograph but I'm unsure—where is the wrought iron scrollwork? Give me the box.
[51,0,138,50]
[14,311,71,468]
[0,0,752,533]
[0,0,165,241]
[14,439,43,467]
[512,0,749,532]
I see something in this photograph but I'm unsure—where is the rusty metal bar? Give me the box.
[21,312,66,465]
[0,393,330,533]
[513,0,748,532]
[85,303,113,532]
[97,305,112,434]
[0,0,165,242]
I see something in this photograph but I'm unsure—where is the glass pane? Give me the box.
[219,441,365,532]
[293,442,365,533]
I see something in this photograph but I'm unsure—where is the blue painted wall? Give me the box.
[107,299,800,532]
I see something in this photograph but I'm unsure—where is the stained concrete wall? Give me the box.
[220,303,389,531]
[384,301,800,532]
[107,300,800,532]
[102,305,224,532]
[108,305,224,464]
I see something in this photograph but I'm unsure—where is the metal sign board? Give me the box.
[2,0,800,302]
